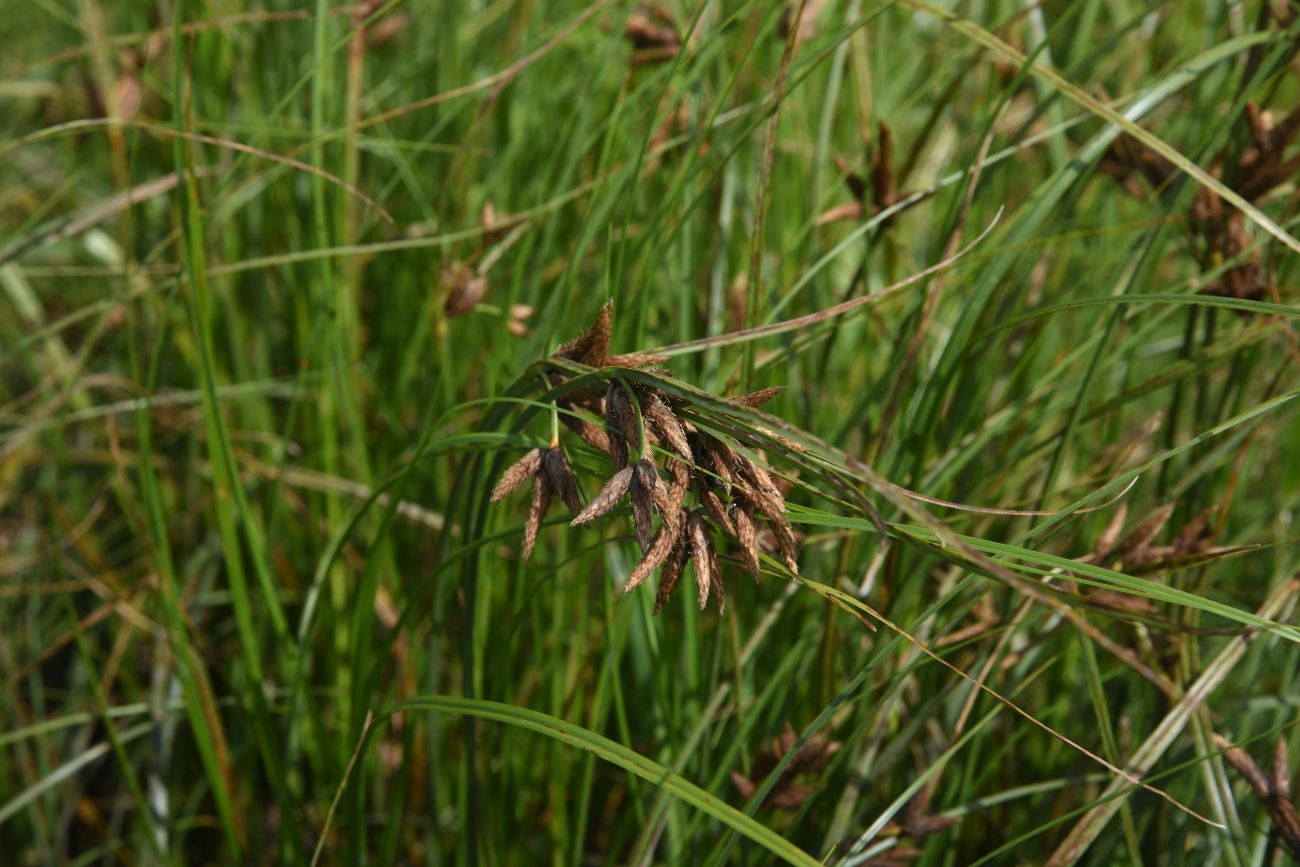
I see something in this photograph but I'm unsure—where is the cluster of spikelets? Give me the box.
[490,301,799,614]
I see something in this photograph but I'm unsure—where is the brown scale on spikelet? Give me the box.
[491,446,582,562]
[490,301,803,608]
[728,385,786,408]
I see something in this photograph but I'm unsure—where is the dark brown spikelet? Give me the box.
[732,500,762,578]
[559,404,613,454]
[606,351,670,368]
[696,485,735,535]
[697,436,734,490]
[523,475,553,562]
[654,536,691,615]
[688,511,714,610]
[555,299,614,366]
[769,517,800,574]
[644,393,692,460]
[730,722,841,810]
[492,448,543,502]
[1109,504,1175,567]
[625,516,682,593]
[727,451,798,572]
[728,385,787,408]
[630,461,658,552]
[571,467,634,525]
[604,385,641,469]
[542,449,582,513]
[442,260,489,318]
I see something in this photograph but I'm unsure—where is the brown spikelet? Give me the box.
[688,512,714,609]
[555,299,614,366]
[707,540,725,613]
[560,408,613,454]
[542,449,582,514]
[654,536,690,615]
[696,486,735,535]
[728,385,787,408]
[1094,503,1128,559]
[770,516,800,574]
[492,448,542,502]
[442,260,489,318]
[697,437,734,490]
[732,501,762,578]
[630,461,659,552]
[731,449,786,506]
[644,394,692,460]
[1110,504,1175,566]
[1174,506,1217,555]
[571,466,633,525]
[605,385,641,469]
[606,351,671,368]
[664,458,690,522]
[625,515,682,593]
[523,475,553,562]
[635,459,671,512]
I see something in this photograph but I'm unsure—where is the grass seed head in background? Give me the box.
[490,302,800,611]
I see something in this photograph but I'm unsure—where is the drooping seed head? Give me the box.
[728,385,786,408]
[688,511,716,610]
[542,449,582,514]
[555,299,613,366]
[644,393,692,461]
[492,448,543,502]
[523,475,554,562]
[570,466,634,525]
[625,514,682,593]
[654,536,690,615]
[732,500,762,579]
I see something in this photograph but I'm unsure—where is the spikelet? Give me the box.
[555,299,613,366]
[732,500,762,579]
[523,475,553,562]
[644,393,692,461]
[728,385,786,408]
[688,511,715,609]
[571,467,634,525]
[543,449,582,513]
[654,535,690,615]
[492,448,543,502]
[625,516,682,593]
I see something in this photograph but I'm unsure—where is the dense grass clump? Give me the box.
[3,1,1300,864]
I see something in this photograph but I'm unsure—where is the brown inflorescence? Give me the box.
[489,301,802,613]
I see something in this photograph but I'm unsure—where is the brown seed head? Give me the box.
[571,466,634,525]
[625,514,683,593]
[728,385,787,408]
[644,393,692,461]
[732,501,762,579]
[555,299,614,366]
[542,449,582,514]
[523,475,553,562]
[654,536,691,615]
[492,448,543,502]
[688,511,714,610]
